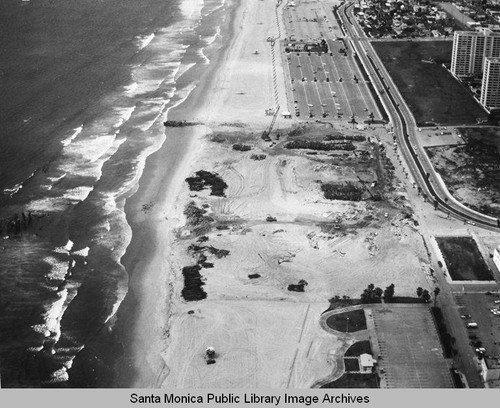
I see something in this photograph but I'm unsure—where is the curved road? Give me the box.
[338,2,500,232]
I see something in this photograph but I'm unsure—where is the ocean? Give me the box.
[0,0,227,387]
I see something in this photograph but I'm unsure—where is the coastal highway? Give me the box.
[338,2,500,231]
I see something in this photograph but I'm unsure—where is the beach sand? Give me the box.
[115,0,434,388]
[115,0,289,387]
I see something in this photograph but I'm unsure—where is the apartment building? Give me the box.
[451,29,500,77]
[480,56,500,108]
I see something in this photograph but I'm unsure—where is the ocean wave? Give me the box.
[72,246,89,257]
[3,0,226,386]
[202,0,226,17]
[61,125,83,147]
[179,0,205,20]
[135,33,155,50]
[198,48,210,65]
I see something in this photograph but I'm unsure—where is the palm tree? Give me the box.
[368,111,375,125]
[349,114,357,129]
[433,287,441,306]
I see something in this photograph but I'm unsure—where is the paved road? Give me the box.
[338,2,498,387]
[339,2,500,232]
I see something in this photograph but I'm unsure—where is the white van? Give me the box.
[467,322,478,328]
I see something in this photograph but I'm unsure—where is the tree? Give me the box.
[416,287,423,298]
[360,283,377,303]
[384,283,395,302]
[349,114,358,129]
[421,289,431,302]
[433,287,441,306]
[374,287,384,299]
[368,111,375,125]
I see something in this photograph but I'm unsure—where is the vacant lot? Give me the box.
[373,41,487,126]
[426,127,500,217]
[436,236,493,281]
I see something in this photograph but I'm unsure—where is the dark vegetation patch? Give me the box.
[345,341,372,357]
[372,41,487,126]
[389,296,426,304]
[188,243,230,259]
[435,236,493,281]
[284,140,355,151]
[288,279,308,292]
[431,307,457,358]
[232,144,252,151]
[326,309,367,333]
[250,154,267,160]
[164,120,200,127]
[323,134,365,142]
[184,201,213,225]
[321,182,364,201]
[321,373,379,388]
[325,297,362,312]
[183,201,214,235]
[343,358,360,372]
[186,170,228,196]
[426,127,500,218]
[181,265,207,301]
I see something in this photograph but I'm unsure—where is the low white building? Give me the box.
[481,356,500,382]
[359,353,376,373]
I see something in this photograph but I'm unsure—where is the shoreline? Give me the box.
[112,0,242,387]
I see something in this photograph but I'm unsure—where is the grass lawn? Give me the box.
[372,41,488,126]
[345,340,372,357]
[436,236,493,281]
[321,373,379,388]
[326,309,367,333]
[344,358,360,372]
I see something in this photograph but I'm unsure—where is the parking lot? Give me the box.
[282,1,381,123]
[454,292,500,359]
[285,40,380,121]
[371,305,453,388]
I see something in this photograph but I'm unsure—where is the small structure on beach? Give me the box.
[206,346,216,365]
[359,353,376,373]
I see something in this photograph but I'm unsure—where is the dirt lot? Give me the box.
[162,123,434,387]
[372,41,488,126]
[426,127,500,218]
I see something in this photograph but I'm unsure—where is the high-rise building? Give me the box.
[480,57,500,108]
[451,29,500,77]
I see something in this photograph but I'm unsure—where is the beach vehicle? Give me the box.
[206,347,216,365]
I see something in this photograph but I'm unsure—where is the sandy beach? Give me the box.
[111,0,437,388]
[111,0,480,389]
[115,0,290,387]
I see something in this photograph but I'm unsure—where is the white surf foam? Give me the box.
[136,33,155,50]
[179,0,205,19]
[61,125,83,147]
[72,247,89,257]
